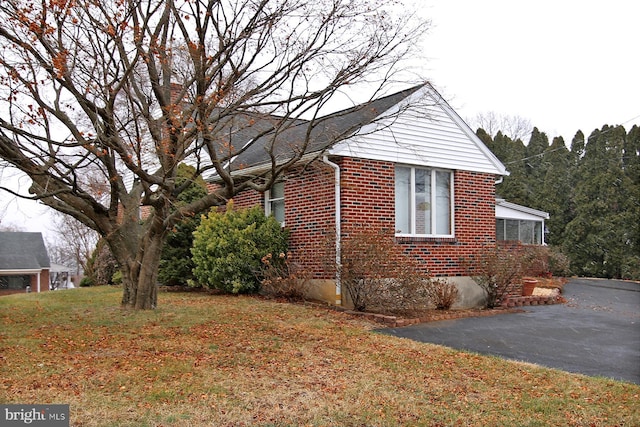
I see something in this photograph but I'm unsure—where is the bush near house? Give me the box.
[463,244,571,308]
[425,279,460,310]
[260,252,311,301]
[340,226,445,313]
[522,245,571,278]
[462,245,523,309]
[191,204,289,294]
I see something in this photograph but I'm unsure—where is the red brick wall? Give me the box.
[283,165,336,278]
[28,270,50,292]
[229,184,263,209]
[397,169,496,276]
[339,157,396,236]
[230,164,337,279]
[228,158,497,278]
[338,159,496,277]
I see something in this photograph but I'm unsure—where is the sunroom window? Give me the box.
[496,219,543,244]
[395,166,453,237]
[265,182,285,224]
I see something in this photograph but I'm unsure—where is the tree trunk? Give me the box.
[113,215,168,310]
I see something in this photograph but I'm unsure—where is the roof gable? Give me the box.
[329,84,507,175]
[0,232,51,271]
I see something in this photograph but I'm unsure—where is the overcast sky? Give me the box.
[421,0,640,142]
[2,0,639,235]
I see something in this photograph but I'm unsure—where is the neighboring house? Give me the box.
[50,263,74,290]
[0,232,51,295]
[213,83,516,307]
[496,198,549,245]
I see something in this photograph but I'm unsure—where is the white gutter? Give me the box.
[322,155,342,305]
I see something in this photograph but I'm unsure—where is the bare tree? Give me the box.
[0,0,429,308]
[47,212,99,279]
[470,111,533,142]
[0,223,24,232]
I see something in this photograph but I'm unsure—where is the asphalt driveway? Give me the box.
[381,278,640,384]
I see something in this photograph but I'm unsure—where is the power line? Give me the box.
[501,116,639,166]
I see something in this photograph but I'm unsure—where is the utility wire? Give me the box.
[501,114,640,166]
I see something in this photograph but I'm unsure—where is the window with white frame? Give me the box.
[395,166,453,236]
[496,218,543,245]
[265,181,285,224]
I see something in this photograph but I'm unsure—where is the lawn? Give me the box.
[1,287,638,426]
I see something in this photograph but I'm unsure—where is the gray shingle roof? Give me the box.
[0,232,51,271]
[227,85,425,171]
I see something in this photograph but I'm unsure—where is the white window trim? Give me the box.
[496,218,545,245]
[265,182,285,225]
[395,166,455,238]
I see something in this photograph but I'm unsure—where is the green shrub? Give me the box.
[111,270,123,286]
[191,203,289,294]
[79,276,95,287]
[158,163,208,287]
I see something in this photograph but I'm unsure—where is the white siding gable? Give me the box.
[329,85,507,175]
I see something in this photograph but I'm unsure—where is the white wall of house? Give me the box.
[496,205,546,221]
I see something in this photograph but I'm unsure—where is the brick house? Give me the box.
[0,232,51,295]
[211,83,510,308]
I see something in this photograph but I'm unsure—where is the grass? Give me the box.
[1,287,638,426]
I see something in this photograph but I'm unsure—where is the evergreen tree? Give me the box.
[475,128,493,149]
[481,122,639,279]
[622,125,640,277]
[524,127,550,207]
[570,130,586,160]
[491,132,529,206]
[538,136,573,245]
[563,126,636,278]
[158,164,209,287]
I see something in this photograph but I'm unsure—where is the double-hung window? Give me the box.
[265,182,285,224]
[395,166,453,237]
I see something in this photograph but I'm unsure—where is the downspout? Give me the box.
[322,155,342,305]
